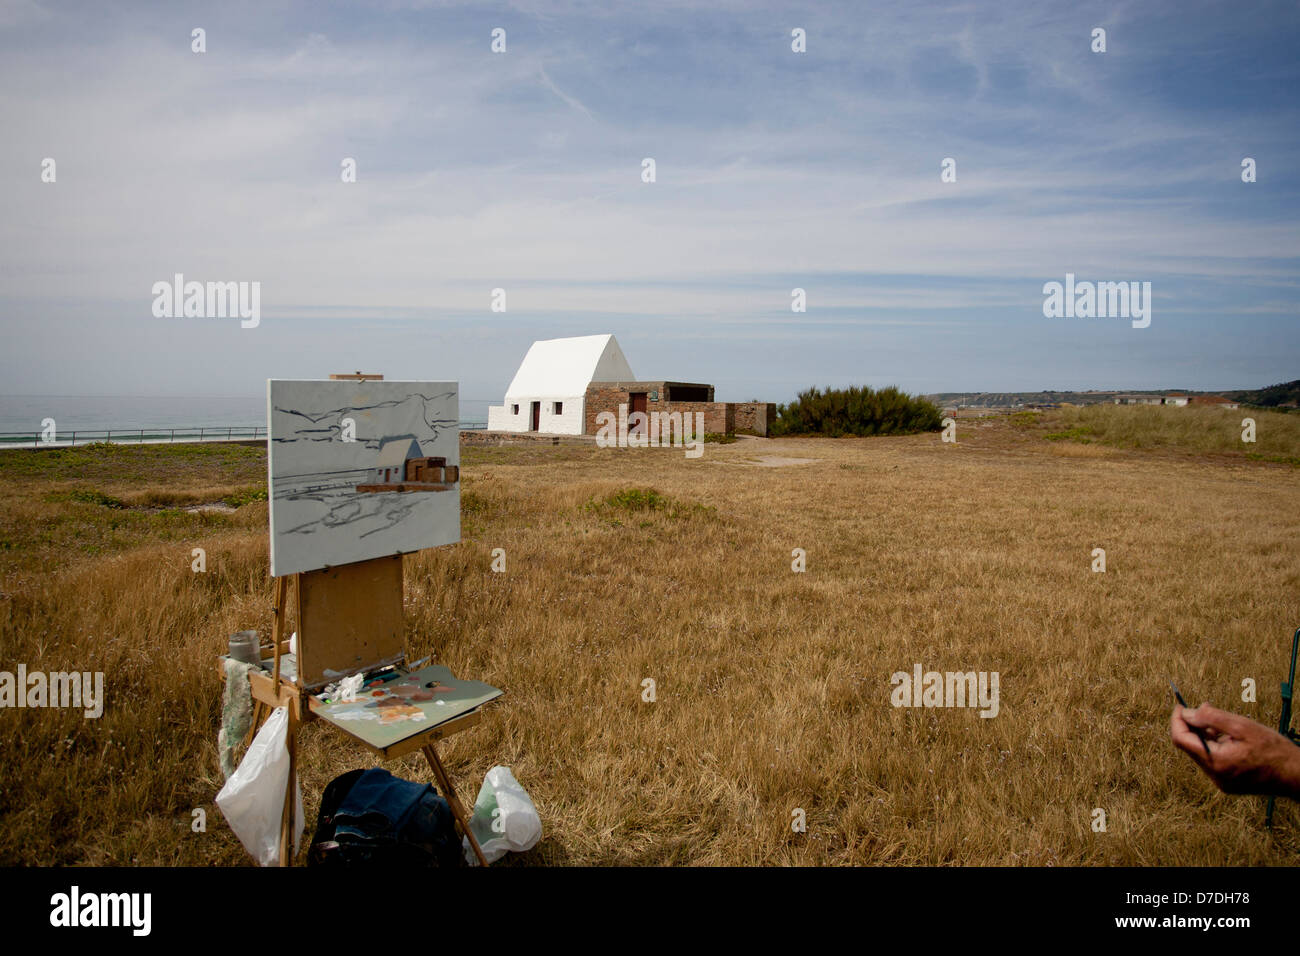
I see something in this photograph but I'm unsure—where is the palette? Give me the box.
[308,664,503,750]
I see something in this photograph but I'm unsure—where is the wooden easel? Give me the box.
[241,556,489,867]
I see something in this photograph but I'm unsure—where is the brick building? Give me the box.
[583,381,774,436]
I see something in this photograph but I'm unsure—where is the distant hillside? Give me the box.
[927,382,1299,409]
[1226,380,1300,408]
[926,390,1135,408]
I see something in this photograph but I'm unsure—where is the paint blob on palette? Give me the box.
[327,687,431,725]
[267,380,461,576]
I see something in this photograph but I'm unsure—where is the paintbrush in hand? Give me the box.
[1169,680,1213,760]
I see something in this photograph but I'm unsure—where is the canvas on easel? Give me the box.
[267,379,460,577]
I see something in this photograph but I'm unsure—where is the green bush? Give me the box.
[769,386,943,437]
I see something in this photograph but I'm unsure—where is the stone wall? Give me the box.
[583,383,773,436]
[732,402,776,436]
[665,401,731,435]
[585,382,735,435]
[459,430,593,446]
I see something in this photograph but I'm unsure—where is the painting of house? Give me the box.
[404,456,457,484]
[267,380,460,577]
[371,439,421,484]
[357,439,459,493]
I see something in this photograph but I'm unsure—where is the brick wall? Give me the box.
[585,382,732,436]
[662,401,730,435]
[584,382,672,434]
[585,383,773,436]
[460,430,589,446]
[732,402,776,436]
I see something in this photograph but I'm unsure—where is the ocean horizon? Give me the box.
[0,394,490,435]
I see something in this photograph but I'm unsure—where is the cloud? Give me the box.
[0,0,1296,399]
[537,65,595,120]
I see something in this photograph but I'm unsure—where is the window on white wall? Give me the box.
[554,402,563,415]
[511,404,519,414]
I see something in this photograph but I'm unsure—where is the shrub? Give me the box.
[769,386,943,437]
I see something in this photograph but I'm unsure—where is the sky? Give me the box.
[0,0,1297,409]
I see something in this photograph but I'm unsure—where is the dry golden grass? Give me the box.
[1047,403,1300,461]
[1,411,1298,866]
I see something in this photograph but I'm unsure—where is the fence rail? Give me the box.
[0,426,268,448]
[0,422,489,448]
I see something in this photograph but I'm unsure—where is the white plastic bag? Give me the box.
[215,706,303,866]
[462,766,542,865]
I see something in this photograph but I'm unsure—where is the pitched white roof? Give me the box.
[376,438,421,467]
[503,334,635,399]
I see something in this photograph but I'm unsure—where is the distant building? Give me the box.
[1164,393,1189,406]
[487,334,636,435]
[486,334,775,436]
[1189,395,1239,409]
[1112,394,1163,405]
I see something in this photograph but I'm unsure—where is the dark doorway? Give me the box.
[530,401,540,431]
[629,392,648,436]
[670,385,710,402]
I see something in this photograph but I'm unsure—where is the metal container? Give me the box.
[228,630,261,666]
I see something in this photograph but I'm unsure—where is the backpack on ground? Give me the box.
[308,767,462,867]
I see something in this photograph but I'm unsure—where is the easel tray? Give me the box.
[308,664,503,756]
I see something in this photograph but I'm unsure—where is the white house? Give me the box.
[486,334,636,434]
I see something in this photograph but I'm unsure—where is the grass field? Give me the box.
[1,406,1299,866]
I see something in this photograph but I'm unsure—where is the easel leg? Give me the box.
[278,710,298,867]
[271,575,288,687]
[244,700,267,747]
[423,744,488,867]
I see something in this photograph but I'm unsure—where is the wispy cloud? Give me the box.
[538,65,595,120]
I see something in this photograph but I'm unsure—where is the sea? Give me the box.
[0,395,490,437]
[0,395,265,435]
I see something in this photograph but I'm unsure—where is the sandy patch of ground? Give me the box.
[183,502,238,514]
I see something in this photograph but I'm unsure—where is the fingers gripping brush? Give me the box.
[1169,680,1212,760]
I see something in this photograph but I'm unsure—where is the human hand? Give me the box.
[1170,703,1300,799]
